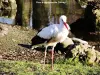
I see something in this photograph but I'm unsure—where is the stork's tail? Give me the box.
[31,35,47,49]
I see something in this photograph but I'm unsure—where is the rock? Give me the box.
[61,37,74,48]
[0,0,17,10]
[72,37,88,45]
[55,37,74,54]
[9,0,17,9]
[67,39,100,65]
[3,0,8,3]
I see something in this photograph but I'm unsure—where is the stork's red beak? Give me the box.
[63,22,68,30]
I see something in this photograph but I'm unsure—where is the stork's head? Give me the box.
[59,15,69,30]
[59,15,67,23]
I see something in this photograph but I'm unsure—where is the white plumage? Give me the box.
[31,15,70,70]
[37,15,70,42]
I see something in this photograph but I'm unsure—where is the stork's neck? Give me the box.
[59,21,67,29]
[59,20,64,27]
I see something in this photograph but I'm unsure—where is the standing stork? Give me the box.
[31,15,70,70]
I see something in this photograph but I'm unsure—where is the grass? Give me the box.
[0,59,100,75]
[0,24,100,75]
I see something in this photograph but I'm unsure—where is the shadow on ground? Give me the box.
[18,44,45,52]
[18,44,31,49]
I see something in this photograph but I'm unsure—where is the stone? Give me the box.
[3,0,8,3]
[61,37,74,48]
[9,0,17,9]
[1,0,17,9]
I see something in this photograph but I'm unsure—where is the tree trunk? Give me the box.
[32,0,49,30]
[15,0,32,26]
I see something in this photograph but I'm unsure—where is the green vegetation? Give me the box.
[0,23,100,75]
[0,59,100,75]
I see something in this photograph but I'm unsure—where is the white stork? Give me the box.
[31,15,70,70]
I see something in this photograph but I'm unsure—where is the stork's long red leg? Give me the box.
[51,47,54,70]
[43,46,47,69]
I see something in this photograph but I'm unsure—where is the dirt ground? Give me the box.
[0,23,99,63]
[0,23,63,64]
[0,23,44,62]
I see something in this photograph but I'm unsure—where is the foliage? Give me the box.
[96,22,100,30]
[0,60,100,75]
[0,24,100,75]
